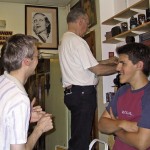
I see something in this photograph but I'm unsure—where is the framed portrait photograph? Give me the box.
[81,0,97,28]
[83,30,96,58]
[25,5,58,49]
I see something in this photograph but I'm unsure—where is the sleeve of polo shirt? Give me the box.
[7,100,30,144]
[74,38,98,69]
[138,94,150,129]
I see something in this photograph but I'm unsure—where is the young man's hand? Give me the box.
[30,97,46,123]
[36,113,53,133]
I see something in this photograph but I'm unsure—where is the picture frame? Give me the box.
[81,0,97,28]
[83,30,96,58]
[25,5,58,49]
[71,1,81,10]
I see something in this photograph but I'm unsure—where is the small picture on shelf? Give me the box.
[121,22,128,32]
[108,52,114,58]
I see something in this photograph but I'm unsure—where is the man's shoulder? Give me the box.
[63,32,82,41]
[117,84,130,93]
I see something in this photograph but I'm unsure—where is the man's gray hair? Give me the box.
[67,8,86,23]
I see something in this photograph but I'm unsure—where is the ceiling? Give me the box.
[0,0,72,7]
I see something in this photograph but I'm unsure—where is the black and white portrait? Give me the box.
[25,5,58,49]
[32,13,51,43]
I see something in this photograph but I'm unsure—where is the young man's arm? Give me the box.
[98,108,138,134]
[98,110,122,134]
[115,127,150,150]
[99,109,150,149]
[10,113,53,150]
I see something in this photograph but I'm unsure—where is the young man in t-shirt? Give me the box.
[98,42,150,150]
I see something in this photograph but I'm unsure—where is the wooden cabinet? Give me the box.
[102,0,150,44]
[25,59,50,150]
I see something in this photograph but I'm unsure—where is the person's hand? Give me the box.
[30,97,46,123]
[108,56,119,65]
[36,113,53,133]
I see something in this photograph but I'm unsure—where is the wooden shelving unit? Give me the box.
[102,0,150,44]
[103,22,150,44]
[102,10,137,25]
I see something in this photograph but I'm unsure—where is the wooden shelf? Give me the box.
[102,10,137,25]
[133,21,150,32]
[102,18,121,26]
[116,30,138,38]
[102,0,149,26]
[103,22,150,44]
[131,0,149,10]
[103,38,122,44]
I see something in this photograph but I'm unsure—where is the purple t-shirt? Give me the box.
[106,82,150,150]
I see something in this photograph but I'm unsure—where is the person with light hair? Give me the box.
[0,34,53,150]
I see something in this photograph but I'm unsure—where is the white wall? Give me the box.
[0,2,25,33]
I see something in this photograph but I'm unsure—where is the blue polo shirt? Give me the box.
[106,82,150,150]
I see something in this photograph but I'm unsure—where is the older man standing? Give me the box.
[59,8,118,150]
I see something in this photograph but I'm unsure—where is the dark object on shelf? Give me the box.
[125,36,135,43]
[130,16,138,29]
[111,26,121,37]
[138,14,146,25]
[113,73,125,89]
[105,31,112,40]
[146,8,150,22]
[106,92,115,102]
[139,32,150,46]
[121,22,128,32]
